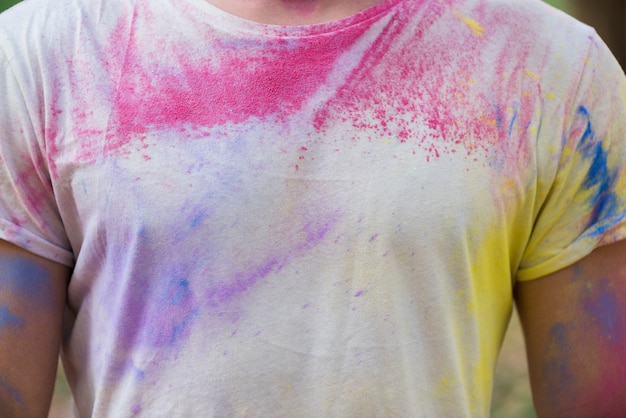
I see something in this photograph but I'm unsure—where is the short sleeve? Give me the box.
[517,30,626,281]
[0,43,74,266]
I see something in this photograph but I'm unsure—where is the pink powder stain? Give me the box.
[205,211,339,308]
[44,76,66,179]
[206,257,285,307]
[12,154,57,231]
[561,321,626,415]
[311,0,546,167]
[131,403,141,415]
[103,7,372,156]
[115,273,198,351]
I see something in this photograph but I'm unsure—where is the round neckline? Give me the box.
[182,0,404,37]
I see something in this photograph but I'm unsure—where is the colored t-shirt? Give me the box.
[1,0,626,416]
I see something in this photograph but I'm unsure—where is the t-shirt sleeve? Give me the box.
[517,30,626,281]
[0,44,74,266]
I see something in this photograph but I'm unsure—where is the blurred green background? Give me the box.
[0,0,15,10]
[0,0,623,417]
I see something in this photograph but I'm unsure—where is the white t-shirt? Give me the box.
[1,0,626,415]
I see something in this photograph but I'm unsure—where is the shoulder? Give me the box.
[448,0,597,55]
[0,0,139,59]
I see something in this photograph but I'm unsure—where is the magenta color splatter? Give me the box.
[117,274,198,349]
[206,212,338,307]
[206,257,285,307]
[100,3,372,156]
[310,0,545,166]
[13,156,55,228]
[131,403,141,415]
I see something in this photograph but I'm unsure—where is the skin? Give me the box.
[0,240,70,418]
[516,238,626,417]
[204,0,383,25]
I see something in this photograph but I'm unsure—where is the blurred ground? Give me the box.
[491,313,537,418]
[48,365,72,418]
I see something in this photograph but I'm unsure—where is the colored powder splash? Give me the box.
[542,322,576,402]
[0,307,24,329]
[100,2,373,156]
[460,16,485,37]
[579,278,625,343]
[205,211,339,307]
[0,257,55,308]
[0,376,24,407]
[48,0,549,175]
[114,270,198,350]
[575,106,620,228]
[310,0,542,166]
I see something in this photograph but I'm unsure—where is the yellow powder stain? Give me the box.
[461,17,486,37]
[456,289,476,314]
[524,69,541,80]
[466,300,476,313]
[434,376,453,395]
[477,114,498,128]
[546,92,556,100]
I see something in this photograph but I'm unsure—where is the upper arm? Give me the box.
[0,239,70,418]
[516,239,626,417]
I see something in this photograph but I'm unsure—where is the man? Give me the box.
[0,0,625,416]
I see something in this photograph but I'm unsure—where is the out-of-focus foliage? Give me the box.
[0,0,20,13]
[543,0,572,12]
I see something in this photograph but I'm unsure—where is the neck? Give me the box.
[204,0,383,25]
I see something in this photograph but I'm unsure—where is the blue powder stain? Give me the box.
[0,376,24,406]
[171,279,190,306]
[544,323,575,386]
[190,213,205,229]
[507,107,518,137]
[161,277,198,345]
[167,311,197,345]
[578,106,593,144]
[576,106,619,228]
[0,307,24,329]
[549,323,569,352]
[0,257,53,307]
[580,279,624,342]
[493,105,504,131]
